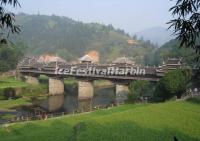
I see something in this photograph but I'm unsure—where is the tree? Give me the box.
[0,0,20,43]
[129,80,150,102]
[168,0,200,62]
[153,69,191,101]
[0,43,24,72]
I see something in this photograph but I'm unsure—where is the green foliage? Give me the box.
[168,0,200,61]
[186,97,200,105]
[0,43,24,72]
[153,69,191,101]
[144,39,197,66]
[3,87,16,99]
[0,101,200,141]
[129,80,151,102]
[0,89,6,100]
[163,71,187,94]
[0,0,20,43]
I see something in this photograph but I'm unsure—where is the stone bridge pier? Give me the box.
[115,84,129,104]
[49,77,64,95]
[48,77,65,112]
[78,80,94,112]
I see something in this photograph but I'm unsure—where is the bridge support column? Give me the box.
[25,75,39,85]
[49,77,64,95]
[115,84,129,104]
[78,80,94,112]
[48,77,64,112]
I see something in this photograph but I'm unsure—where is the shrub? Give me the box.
[0,89,6,100]
[129,80,151,102]
[186,97,200,104]
[3,87,16,99]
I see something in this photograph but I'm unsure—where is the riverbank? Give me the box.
[0,77,116,123]
[0,100,200,141]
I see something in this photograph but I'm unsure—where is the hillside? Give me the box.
[11,14,156,63]
[135,27,173,46]
[144,38,199,66]
[0,101,200,141]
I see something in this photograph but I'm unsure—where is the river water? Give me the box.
[0,85,116,123]
[41,86,116,113]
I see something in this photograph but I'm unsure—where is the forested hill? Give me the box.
[11,14,156,63]
[144,39,197,67]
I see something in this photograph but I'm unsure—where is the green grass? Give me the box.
[20,84,48,97]
[0,77,48,109]
[0,101,200,141]
[0,114,16,120]
[0,98,32,110]
[0,77,29,89]
[64,79,78,85]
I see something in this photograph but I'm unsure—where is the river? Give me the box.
[0,85,115,123]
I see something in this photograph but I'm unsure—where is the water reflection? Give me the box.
[0,86,116,123]
[93,86,115,106]
[41,86,115,113]
[48,95,64,112]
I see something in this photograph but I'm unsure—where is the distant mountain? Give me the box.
[135,27,174,47]
[11,14,156,63]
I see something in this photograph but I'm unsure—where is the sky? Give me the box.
[10,0,175,33]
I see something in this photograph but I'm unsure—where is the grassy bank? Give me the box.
[0,77,48,111]
[0,98,31,110]
[0,77,78,111]
[0,77,28,89]
[0,101,200,141]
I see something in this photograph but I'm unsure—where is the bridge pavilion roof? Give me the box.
[37,54,66,63]
[165,58,182,65]
[113,57,135,65]
[79,55,94,63]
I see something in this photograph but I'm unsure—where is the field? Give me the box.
[0,101,200,141]
[0,77,28,89]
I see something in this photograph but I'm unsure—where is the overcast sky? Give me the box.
[11,0,175,33]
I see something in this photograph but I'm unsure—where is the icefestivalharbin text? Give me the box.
[55,66,146,76]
